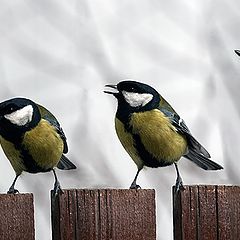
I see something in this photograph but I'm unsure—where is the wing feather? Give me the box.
[37,104,68,153]
[158,96,210,158]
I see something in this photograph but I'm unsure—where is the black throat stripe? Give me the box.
[132,133,172,168]
[15,143,52,173]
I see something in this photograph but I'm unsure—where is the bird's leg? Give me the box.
[174,163,185,193]
[130,168,142,189]
[7,175,20,194]
[52,169,63,196]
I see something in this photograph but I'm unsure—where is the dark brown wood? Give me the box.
[173,185,240,240]
[51,189,156,240]
[217,186,240,239]
[0,193,35,240]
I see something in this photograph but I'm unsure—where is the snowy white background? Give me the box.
[0,1,240,239]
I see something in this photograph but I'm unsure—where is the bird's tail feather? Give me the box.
[184,150,223,170]
[186,133,211,158]
[57,155,77,170]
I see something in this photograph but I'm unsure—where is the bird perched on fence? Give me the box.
[104,80,223,191]
[0,97,76,195]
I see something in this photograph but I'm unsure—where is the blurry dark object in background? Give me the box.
[234,50,240,57]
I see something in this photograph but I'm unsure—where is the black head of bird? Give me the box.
[105,80,160,112]
[105,80,223,191]
[0,97,76,195]
[0,98,41,142]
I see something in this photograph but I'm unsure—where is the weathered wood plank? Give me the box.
[217,186,240,239]
[51,189,156,240]
[0,193,35,240]
[173,185,240,240]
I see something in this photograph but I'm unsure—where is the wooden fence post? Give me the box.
[0,193,35,240]
[51,189,156,240]
[173,185,240,240]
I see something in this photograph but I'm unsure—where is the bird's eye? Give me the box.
[130,87,135,92]
[9,106,15,112]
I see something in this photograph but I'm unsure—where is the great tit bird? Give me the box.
[104,80,223,191]
[0,97,76,195]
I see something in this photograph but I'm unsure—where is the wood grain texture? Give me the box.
[51,189,156,240]
[0,193,35,240]
[173,185,240,240]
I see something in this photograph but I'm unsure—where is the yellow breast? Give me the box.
[115,118,144,169]
[0,137,25,175]
[115,109,188,169]
[130,109,187,162]
[23,119,64,170]
[0,119,64,175]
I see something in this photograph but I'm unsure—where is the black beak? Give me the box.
[235,50,240,57]
[104,84,119,97]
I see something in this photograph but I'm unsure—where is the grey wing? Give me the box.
[47,117,68,154]
[37,104,68,153]
[159,107,211,158]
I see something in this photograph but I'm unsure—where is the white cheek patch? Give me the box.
[4,105,33,126]
[122,91,153,107]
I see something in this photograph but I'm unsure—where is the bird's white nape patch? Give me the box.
[122,91,153,107]
[4,105,33,126]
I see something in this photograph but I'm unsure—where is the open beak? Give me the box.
[104,84,119,97]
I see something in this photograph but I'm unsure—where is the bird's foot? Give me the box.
[174,176,185,193]
[53,180,64,197]
[129,182,141,190]
[7,188,19,194]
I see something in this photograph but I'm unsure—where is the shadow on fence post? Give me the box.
[173,185,240,240]
[0,193,35,240]
[51,189,156,240]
